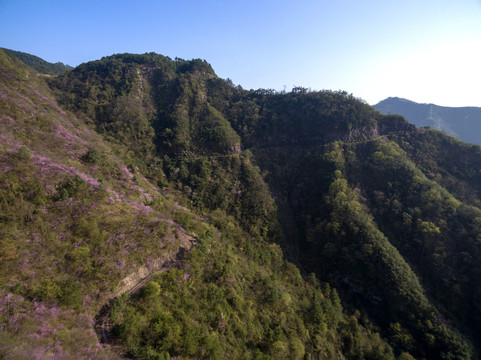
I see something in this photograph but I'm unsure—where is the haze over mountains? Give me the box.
[375,97,481,145]
[1,49,481,359]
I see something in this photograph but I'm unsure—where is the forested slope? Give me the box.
[2,48,72,75]
[1,49,480,359]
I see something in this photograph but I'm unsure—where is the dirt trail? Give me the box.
[95,229,195,359]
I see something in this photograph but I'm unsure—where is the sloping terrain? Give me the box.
[0,50,196,359]
[2,48,72,75]
[0,51,394,359]
[2,49,481,359]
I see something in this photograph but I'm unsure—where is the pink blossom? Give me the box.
[50,305,60,317]
[17,93,31,103]
[56,105,67,115]
[76,171,99,186]
[55,124,82,143]
[182,273,190,281]
[0,115,15,124]
[39,322,56,336]
[9,313,19,324]
[34,301,47,316]
[31,233,43,243]
[32,347,47,360]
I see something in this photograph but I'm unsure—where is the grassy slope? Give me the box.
[0,49,195,359]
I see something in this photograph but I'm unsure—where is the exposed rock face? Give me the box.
[114,229,194,297]
[230,143,242,154]
[96,221,195,357]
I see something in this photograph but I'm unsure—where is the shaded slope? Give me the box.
[253,137,476,359]
[0,50,400,359]
[201,85,479,357]
[43,52,401,359]
[46,52,481,358]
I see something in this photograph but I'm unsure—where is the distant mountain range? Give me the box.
[374,97,481,145]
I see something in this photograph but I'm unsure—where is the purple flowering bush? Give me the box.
[0,50,192,358]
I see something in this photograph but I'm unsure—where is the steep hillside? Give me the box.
[374,97,481,145]
[2,49,481,359]
[0,49,196,359]
[0,50,401,359]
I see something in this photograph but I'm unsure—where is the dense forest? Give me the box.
[1,49,481,359]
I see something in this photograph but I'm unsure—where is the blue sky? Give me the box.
[1,0,481,106]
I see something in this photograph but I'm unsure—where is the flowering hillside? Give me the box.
[0,49,195,359]
[2,49,481,359]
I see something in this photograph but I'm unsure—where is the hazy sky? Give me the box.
[1,0,480,106]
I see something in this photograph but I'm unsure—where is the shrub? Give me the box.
[82,148,100,164]
[17,145,31,160]
[141,281,160,299]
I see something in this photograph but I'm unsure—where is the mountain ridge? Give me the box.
[374,96,481,145]
[1,49,480,359]
[2,48,73,75]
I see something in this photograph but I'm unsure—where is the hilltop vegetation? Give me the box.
[1,49,481,359]
[2,48,72,75]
